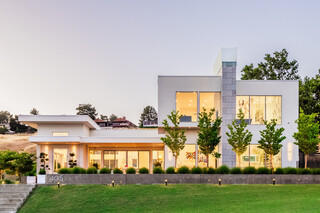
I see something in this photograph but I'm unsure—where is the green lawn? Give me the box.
[19,184,320,213]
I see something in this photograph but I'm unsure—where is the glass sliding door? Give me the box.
[128,151,138,169]
[89,150,101,169]
[54,149,68,172]
[152,151,164,168]
[115,151,127,170]
[139,151,149,169]
[103,151,115,169]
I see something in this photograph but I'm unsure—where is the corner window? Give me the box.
[200,92,221,118]
[266,96,282,123]
[176,92,198,122]
[52,132,69,136]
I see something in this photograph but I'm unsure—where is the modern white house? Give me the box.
[19,48,299,174]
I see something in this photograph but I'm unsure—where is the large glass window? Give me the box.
[266,96,282,124]
[152,151,164,168]
[177,145,196,168]
[128,151,138,169]
[198,148,217,168]
[139,151,149,169]
[236,96,249,119]
[54,149,68,172]
[176,92,198,122]
[115,151,127,170]
[103,151,115,169]
[200,92,221,118]
[250,96,266,124]
[89,150,101,169]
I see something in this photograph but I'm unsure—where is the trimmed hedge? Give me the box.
[153,167,164,174]
[230,167,242,174]
[191,167,202,174]
[215,165,230,174]
[126,167,136,174]
[139,167,149,174]
[113,168,123,174]
[274,168,284,174]
[99,168,111,174]
[177,166,190,174]
[257,167,270,174]
[87,167,98,174]
[166,167,175,174]
[72,167,86,174]
[58,168,73,174]
[297,168,312,174]
[284,167,297,174]
[243,167,256,174]
[312,168,320,174]
[207,167,215,174]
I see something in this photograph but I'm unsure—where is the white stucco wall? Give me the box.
[37,123,90,137]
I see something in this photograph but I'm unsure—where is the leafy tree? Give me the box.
[258,119,286,169]
[197,108,222,167]
[100,114,109,122]
[293,109,320,168]
[109,114,118,122]
[139,106,158,127]
[76,104,98,120]
[10,152,36,178]
[160,110,187,168]
[30,108,39,115]
[0,111,11,124]
[226,109,253,167]
[241,49,300,80]
[9,115,29,133]
[0,150,16,181]
[299,70,320,123]
[0,127,8,134]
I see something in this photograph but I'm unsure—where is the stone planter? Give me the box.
[37,175,46,184]
[26,176,36,184]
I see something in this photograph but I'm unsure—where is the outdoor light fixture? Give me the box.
[16,181,19,184]
[57,182,60,188]
[208,179,211,183]
[112,180,115,187]
[218,179,221,185]
[273,179,275,185]
[1,181,4,185]
[165,179,168,186]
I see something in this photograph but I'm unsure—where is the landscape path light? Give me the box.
[112,180,115,187]
[165,179,168,186]
[218,179,221,185]
[273,179,275,185]
[57,182,60,188]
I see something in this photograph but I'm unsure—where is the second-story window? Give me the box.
[52,132,69,136]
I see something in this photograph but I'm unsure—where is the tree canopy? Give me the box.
[241,49,300,80]
[0,111,11,124]
[30,108,39,115]
[109,114,118,122]
[139,106,158,127]
[76,104,98,120]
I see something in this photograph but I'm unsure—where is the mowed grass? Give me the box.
[19,184,320,213]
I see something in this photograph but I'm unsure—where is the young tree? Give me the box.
[10,152,36,179]
[241,49,300,80]
[258,119,286,169]
[76,104,98,120]
[226,109,253,168]
[160,110,187,168]
[139,106,158,127]
[109,114,118,123]
[293,109,320,168]
[30,108,39,115]
[196,108,222,167]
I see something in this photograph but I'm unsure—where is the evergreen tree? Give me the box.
[139,106,158,127]
[76,104,98,120]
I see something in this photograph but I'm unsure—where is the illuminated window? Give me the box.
[139,151,149,169]
[177,145,196,168]
[266,96,282,124]
[199,92,221,118]
[128,151,138,169]
[198,147,217,168]
[115,151,127,170]
[54,149,68,172]
[89,150,101,169]
[250,96,265,124]
[52,132,69,136]
[103,151,115,169]
[152,150,164,168]
[236,96,249,119]
[176,92,198,122]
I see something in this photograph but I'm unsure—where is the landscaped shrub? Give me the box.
[153,167,164,174]
[72,167,83,174]
[86,167,98,174]
[274,168,284,174]
[99,168,111,174]
[191,167,202,174]
[126,167,136,174]
[230,167,242,174]
[58,168,72,174]
[283,167,297,174]
[215,165,230,174]
[4,179,14,184]
[177,166,190,174]
[312,168,320,174]
[202,167,208,174]
[207,167,215,174]
[243,167,256,174]
[297,168,312,174]
[257,167,269,174]
[139,167,149,174]
[113,168,123,174]
[38,169,46,175]
[166,167,175,174]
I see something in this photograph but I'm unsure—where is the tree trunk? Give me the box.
[270,154,273,170]
[238,153,241,168]
[175,154,178,168]
[207,155,209,168]
[305,154,308,169]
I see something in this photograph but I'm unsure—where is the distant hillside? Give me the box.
[0,134,36,154]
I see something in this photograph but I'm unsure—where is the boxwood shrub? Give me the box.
[284,167,297,174]
[177,166,190,174]
[99,168,111,174]
[166,167,175,174]
[126,167,136,174]
[139,167,149,174]
[215,165,230,174]
[274,168,284,174]
[38,169,46,175]
[153,167,164,174]
[87,167,98,174]
[113,168,123,174]
[58,168,72,174]
[4,179,14,184]
[230,167,242,174]
[312,168,320,174]
[297,168,312,174]
[257,167,269,174]
[191,167,202,174]
[243,167,256,174]
[72,167,86,174]
[207,167,215,174]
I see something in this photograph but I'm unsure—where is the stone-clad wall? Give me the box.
[44,174,320,185]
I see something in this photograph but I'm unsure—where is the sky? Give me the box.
[1,0,320,124]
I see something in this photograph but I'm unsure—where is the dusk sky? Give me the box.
[1,1,320,124]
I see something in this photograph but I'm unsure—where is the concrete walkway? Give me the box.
[0,184,35,213]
